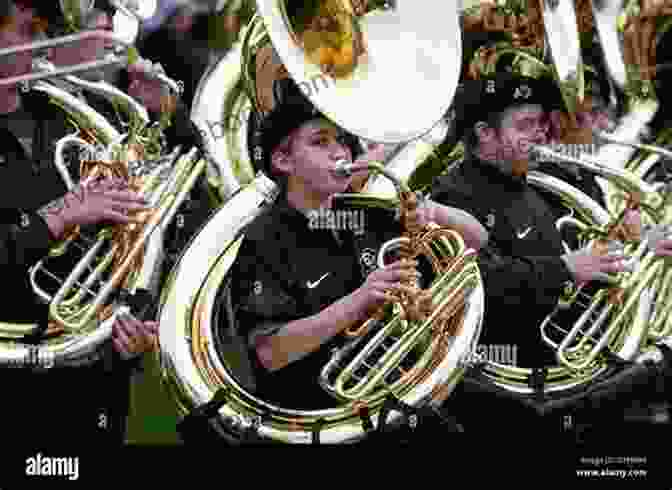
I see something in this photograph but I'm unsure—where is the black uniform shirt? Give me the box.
[0,97,136,444]
[430,157,573,367]
[0,103,72,323]
[229,194,401,410]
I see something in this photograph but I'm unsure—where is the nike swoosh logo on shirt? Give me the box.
[306,272,331,289]
[516,226,533,239]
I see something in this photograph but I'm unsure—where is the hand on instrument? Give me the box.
[561,245,627,285]
[127,60,175,114]
[352,259,420,315]
[38,178,149,240]
[112,311,158,360]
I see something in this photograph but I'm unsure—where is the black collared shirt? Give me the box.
[0,100,136,444]
[0,102,72,323]
[430,157,573,367]
[229,195,401,410]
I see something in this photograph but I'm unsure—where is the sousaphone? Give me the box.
[459,0,672,423]
[158,0,486,444]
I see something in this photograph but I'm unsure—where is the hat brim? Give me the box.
[449,74,563,142]
[247,78,363,179]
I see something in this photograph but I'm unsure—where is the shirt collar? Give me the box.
[274,193,312,228]
[468,156,528,190]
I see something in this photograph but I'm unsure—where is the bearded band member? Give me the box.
[428,17,672,438]
[0,0,160,445]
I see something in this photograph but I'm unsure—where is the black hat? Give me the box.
[448,73,564,142]
[247,77,363,180]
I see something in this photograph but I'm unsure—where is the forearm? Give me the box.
[425,200,489,250]
[256,293,366,372]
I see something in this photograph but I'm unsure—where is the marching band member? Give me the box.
[31,1,218,284]
[428,71,630,438]
[0,0,158,445]
[179,77,488,444]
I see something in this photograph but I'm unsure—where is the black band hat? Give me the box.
[442,28,563,146]
[446,72,564,146]
[247,77,363,180]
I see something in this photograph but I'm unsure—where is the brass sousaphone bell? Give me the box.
[157,0,486,444]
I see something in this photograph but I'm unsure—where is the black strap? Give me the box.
[20,309,50,345]
[377,394,415,434]
[311,418,327,445]
[176,387,231,437]
[358,405,374,433]
[240,413,269,444]
[529,367,548,404]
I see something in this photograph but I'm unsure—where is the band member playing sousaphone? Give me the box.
[0,0,159,445]
[427,67,640,438]
[176,73,489,444]
[431,7,672,440]
[29,1,218,289]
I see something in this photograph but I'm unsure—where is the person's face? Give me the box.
[274,118,354,197]
[477,103,549,172]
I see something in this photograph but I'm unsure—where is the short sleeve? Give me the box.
[229,237,306,348]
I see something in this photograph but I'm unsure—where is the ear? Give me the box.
[271,147,293,176]
[474,121,497,144]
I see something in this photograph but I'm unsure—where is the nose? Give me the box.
[331,143,351,163]
[532,119,549,142]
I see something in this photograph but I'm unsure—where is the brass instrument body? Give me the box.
[157,0,483,444]
[157,174,485,443]
[471,170,655,394]
[191,42,256,202]
[532,143,672,347]
[31,80,121,150]
[40,148,206,333]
